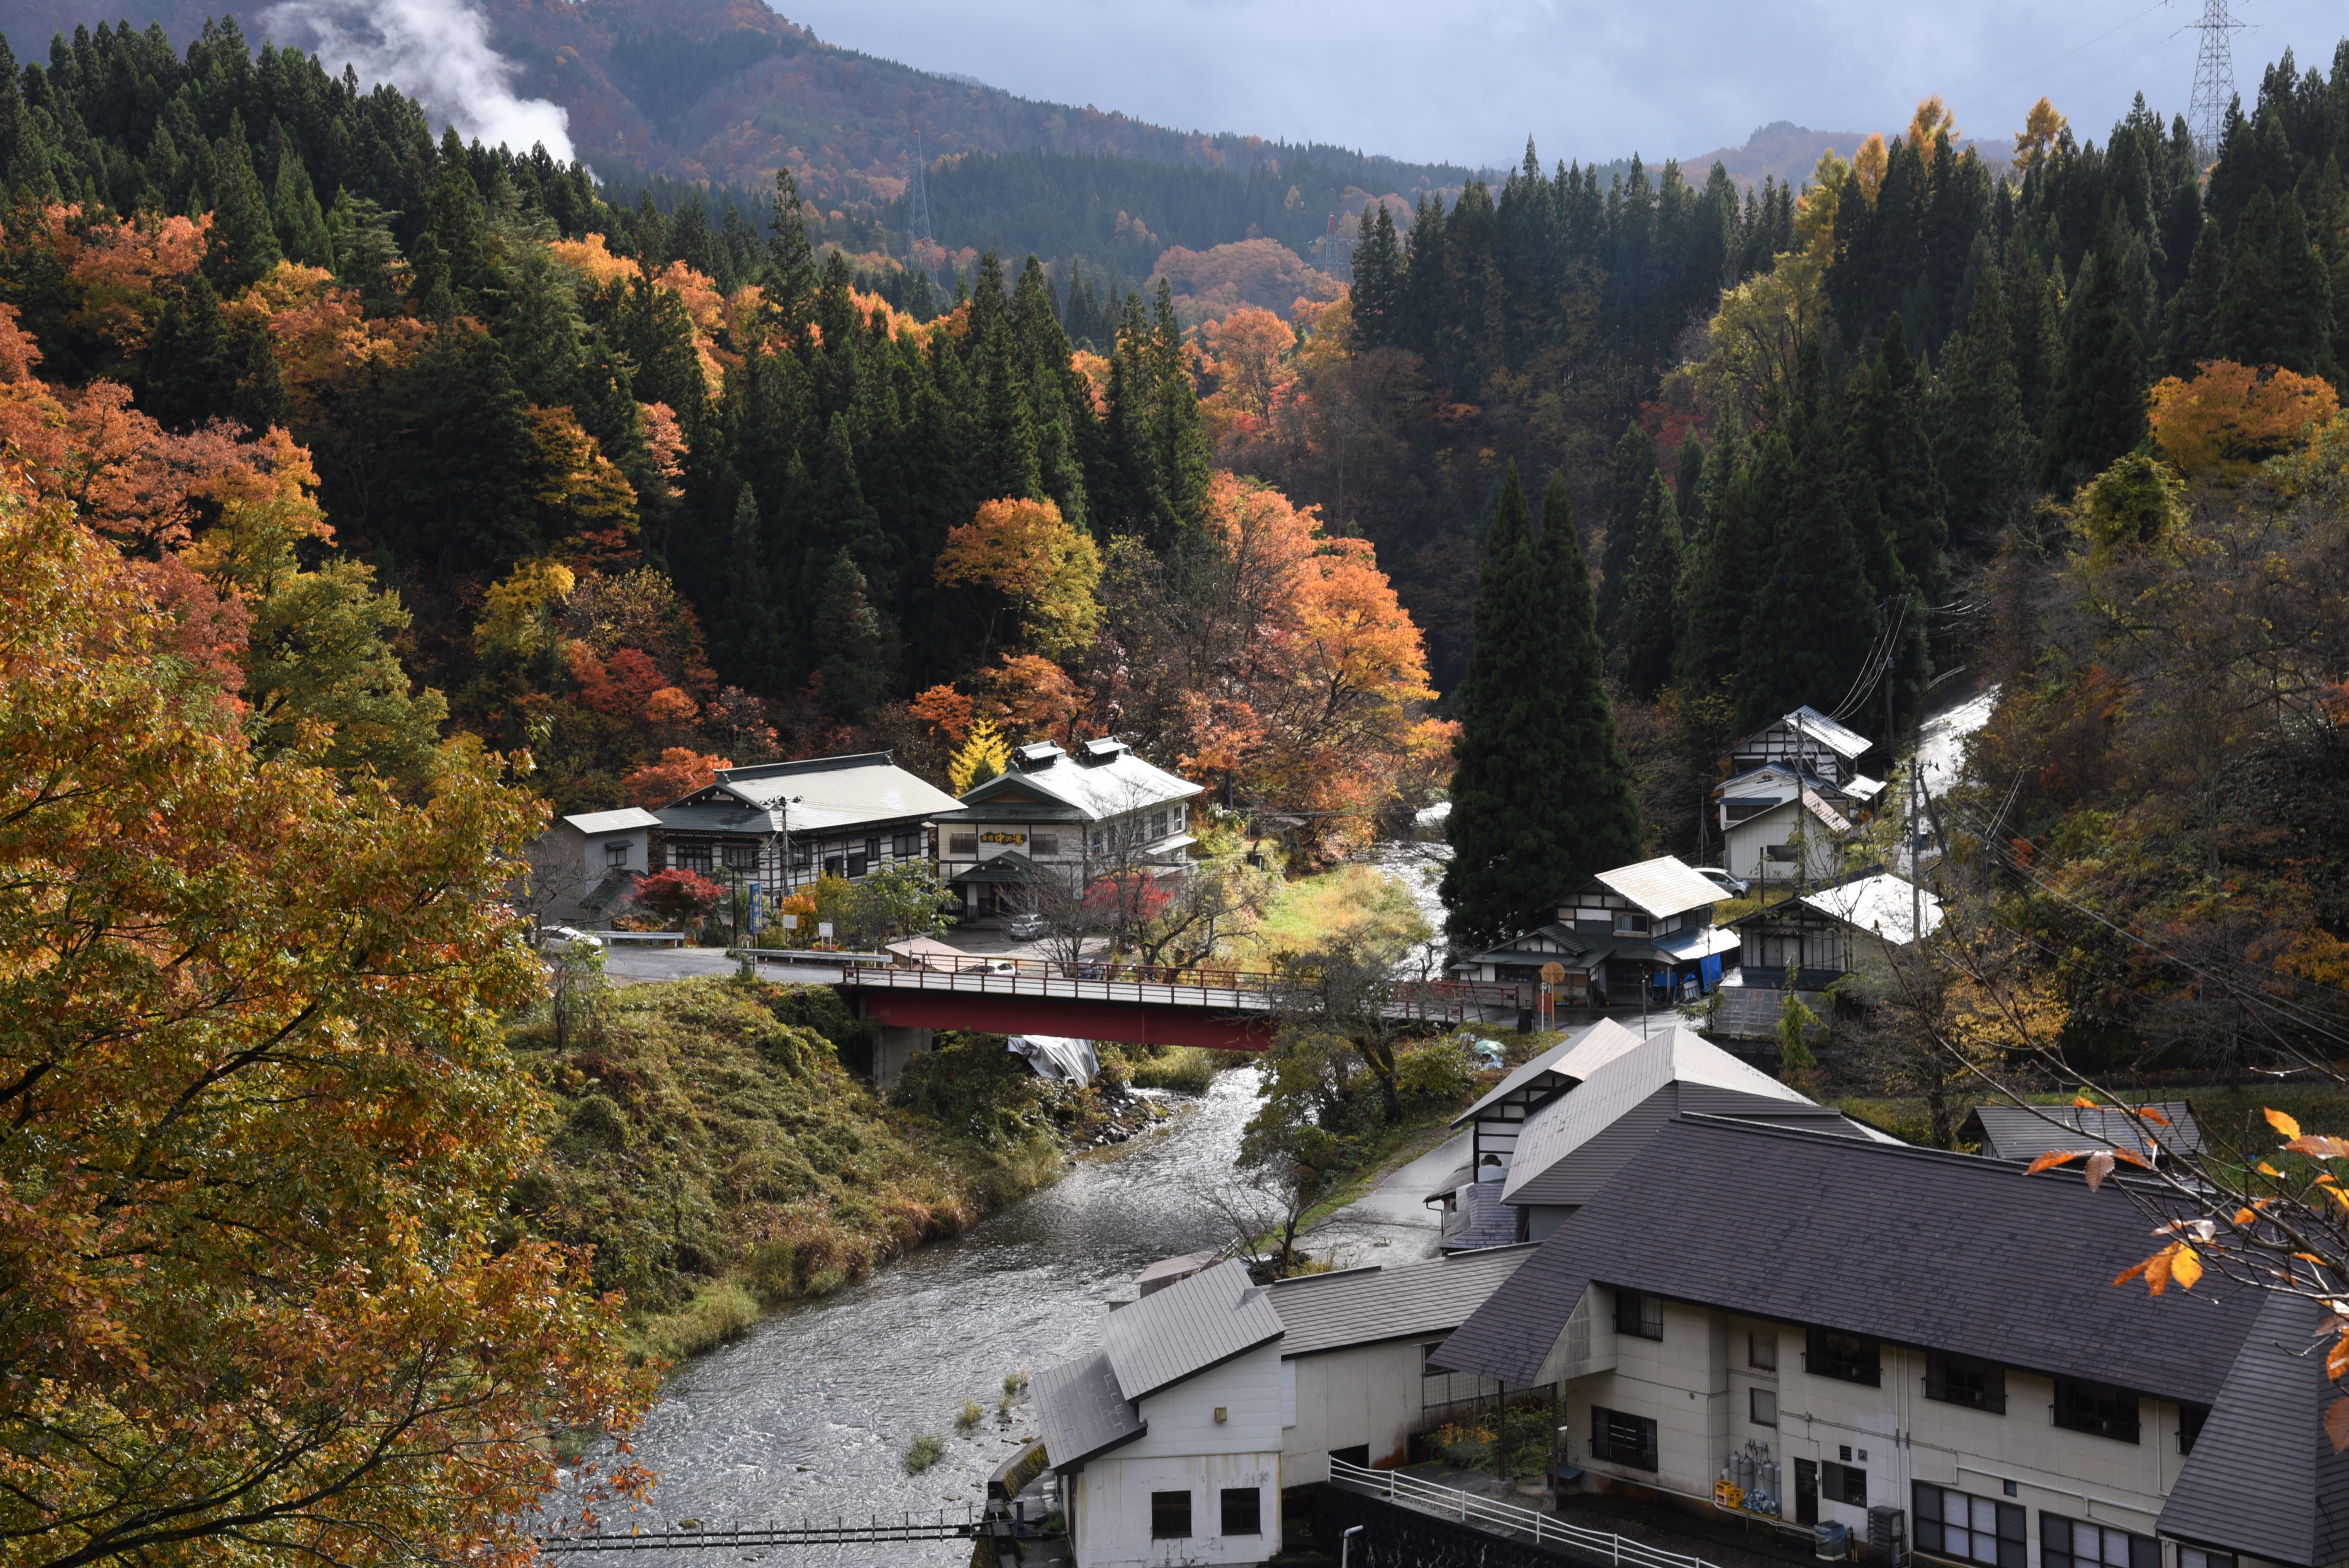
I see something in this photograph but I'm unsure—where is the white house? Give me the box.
[1712,707,1886,880]
[1725,870,1944,993]
[934,739,1202,921]
[1429,1117,2302,1568]
[1449,856,1740,1009]
[1034,1259,1286,1568]
[523,806,661,928]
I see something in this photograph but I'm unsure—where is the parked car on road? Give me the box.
[1007,912,1048,940]
[1693,865,1748,898]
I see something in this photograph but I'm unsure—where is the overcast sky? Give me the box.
[771,0,2347,170]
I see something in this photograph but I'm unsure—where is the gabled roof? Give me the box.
[1439,1183,1525,1250]
[2157,1292,2349,1568]
[561,807,662,835]
[1587,856,1723,919]
[1100,1258,1283,1401]
[1962,1101,2205,1164]
[1454,921,1601,969]
[1435,1118,2266,1400]
[1729,705,1872,760]
[1033,1349,1145,1470]
[1272,1246,1535,1355]
[947,738,1200,823]
[1714,761,1846,799]
[1449,1019,1645,1129]
[1800,872,1942,943]
[693,752,961,832]
[1499,1026,1816,1205]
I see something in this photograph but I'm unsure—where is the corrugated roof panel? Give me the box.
[1033,1349,1145,1470]
[711,754,962,831]
[1965,1102,2204,1162]
[1436,1118,2266,1404]
[1593,856,1726,919]
[1100,1258,1284,1400]
[1789,706,1874,758]
[957,745,1200,822]
[562,807,663,835]
[1801,873,1942,944]
[1271,1246,1535,1357]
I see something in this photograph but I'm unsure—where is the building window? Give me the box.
[1148,809,1168,839]
[1421,1342,1495,1411]
[1149,1490,1192,1539]
[2180,1551,2235,1568]
[1219,1487,1261,1536]
[2041,1516,2157,1568]
[2177,1403,2208,1454]
[1750,1388,1778,1426]
[605,842,630,867]
[1805,1327,1881,1386]
[846,853,868,879]
[864,836,880,862]
[2052,1377,2141,1444]
[1822,1461,1867,1507]
[823,854,844,878]
[674,844,712,874]
[1613,911,1651,935]
[949,834,977,856]
[1032,833,1058,857]
[791,841,812,868]
[1589,1407,1657,1471]
[1914,1484,2025,1568]
[893,830,922,858]
[1614,1288,1663,1340]
[1748,1331,1776,1370]
[1925,1351,2008,1413]
[722,843,756,871]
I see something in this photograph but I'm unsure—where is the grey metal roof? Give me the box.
[1434,1117,2266,1402]
[1270,1245,1536,1357]
[1801,873,1943,945]
[690,752,961,832]
[1453,922,1602,969]
[1962,1102,2205,1164]
[1591,856,1725,919]
[2157,1292,2349,1568]
[953,740,1200,822]
[1032,1349,1145,1471]
[561,807,662,835]
[1448,1019,1645,1129]
[1439,1182,1525,1251]
[1100,1258,1284,1401]
[1499,1027,1812,1204]
[654,803,783,834]
[1781,706,1874,759]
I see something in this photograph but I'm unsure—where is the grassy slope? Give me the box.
[503,977,1068,1362]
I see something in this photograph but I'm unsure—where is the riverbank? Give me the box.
[505,975,1142,1364]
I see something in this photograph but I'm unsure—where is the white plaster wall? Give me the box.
[1120,1345,1284,1459]
[1072,1451,1280,1568]
[1279,1339,1428,1484]
[1558,1304,2202,1568]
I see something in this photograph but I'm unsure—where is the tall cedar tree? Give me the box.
[1736,381,1881,729]
[1936,265,2033,548]
[1675,450,1759,694]
[203,114,280,294]
[1595,422,1658,637]
[2162,218,2227,375]
[1854,316,1948,600]
[1442,468,1640,950]
[2217,188,2335,376]
[1674,437,1707,532]
[2040,205,2149,489]
[1617,470,1683,701]
[1352,201,1404,348]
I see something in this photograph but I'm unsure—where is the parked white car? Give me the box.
[1692,865,1749,898]
[1007,912,1048,940]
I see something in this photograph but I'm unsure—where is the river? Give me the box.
[558,1069,1264,1564]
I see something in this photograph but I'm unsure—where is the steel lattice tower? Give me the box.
[905,130,936,284]
[2187,0,2243,165]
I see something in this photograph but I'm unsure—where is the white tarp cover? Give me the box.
[1007,1034,1099,1085]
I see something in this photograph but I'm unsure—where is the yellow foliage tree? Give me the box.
[1906,95,1959,149]
[1853,132,1889,205]
[2147,360,2340,479]
[2014,97,2067,173]
[947,714,1012,795]
[933,497,1104,661]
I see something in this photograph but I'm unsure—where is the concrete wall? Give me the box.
[1558,1293,2202,1568]
[1072,1345,1283,1567]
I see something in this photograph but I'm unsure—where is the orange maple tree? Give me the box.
[2148,359,2340,477]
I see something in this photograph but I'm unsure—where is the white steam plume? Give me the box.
[264,0,579,164]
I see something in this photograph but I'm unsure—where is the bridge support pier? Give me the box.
[874,1024,933,1088]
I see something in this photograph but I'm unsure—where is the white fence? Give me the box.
[1329,1458,1727,1568]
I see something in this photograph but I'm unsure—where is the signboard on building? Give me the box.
[980,831,1026,845]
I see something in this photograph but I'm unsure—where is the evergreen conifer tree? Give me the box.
[1736,413,1880,729]
[1352,202,1404,348]
[811,548,894,721]
[2216,188,2333,374]
[716,484,786,693]
[2161,217,2226,375]
[1936,266,2032,547]
[269,145,331,268]
[143,272,234,430]
[1673,437,1707,533]
[1674,451,1758,694]
[1596,421,1658,637]
[1146,279,1212,546]
[2004,237,2064,434]
[203,114,280,293]
[766,168,819,332]
[1856,316,1948,598]
[2040,205,2148,489]
[1441,468,1641,949]
[230,318,288,434]
[1617,470,1683,700]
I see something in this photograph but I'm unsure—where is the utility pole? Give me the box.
[2187,0,2243,165]
[1910,755,1924,943]
[905,130,936,285]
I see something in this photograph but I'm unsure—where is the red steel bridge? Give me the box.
[734,948,1521,1051]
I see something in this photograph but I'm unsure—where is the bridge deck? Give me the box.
[535,1510,981,1551]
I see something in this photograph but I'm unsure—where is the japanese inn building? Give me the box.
[933,739,1204,919]
[649,752,963,913]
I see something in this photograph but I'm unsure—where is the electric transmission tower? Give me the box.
[2186,0,2244,166]
[904,130,936,284]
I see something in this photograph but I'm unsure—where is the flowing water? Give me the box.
[558,1070,1263,1565]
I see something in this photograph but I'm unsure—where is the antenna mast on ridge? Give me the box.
[2186,0,2244,166]
[905,130,936,285]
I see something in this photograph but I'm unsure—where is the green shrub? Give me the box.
[890,1032,1049,1144]
[1394,1038,1479,1108]
[1126,1046,1216,1094]
[955,1399,985,1432]
[903,1432,947,1474]
[631,1279,759,1364]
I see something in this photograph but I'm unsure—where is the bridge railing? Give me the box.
[731,948,1522,1021]
[531,1505,983,1552]
[1329,1458,1728,1568]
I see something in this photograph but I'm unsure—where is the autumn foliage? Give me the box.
[2148,360,2340,477]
